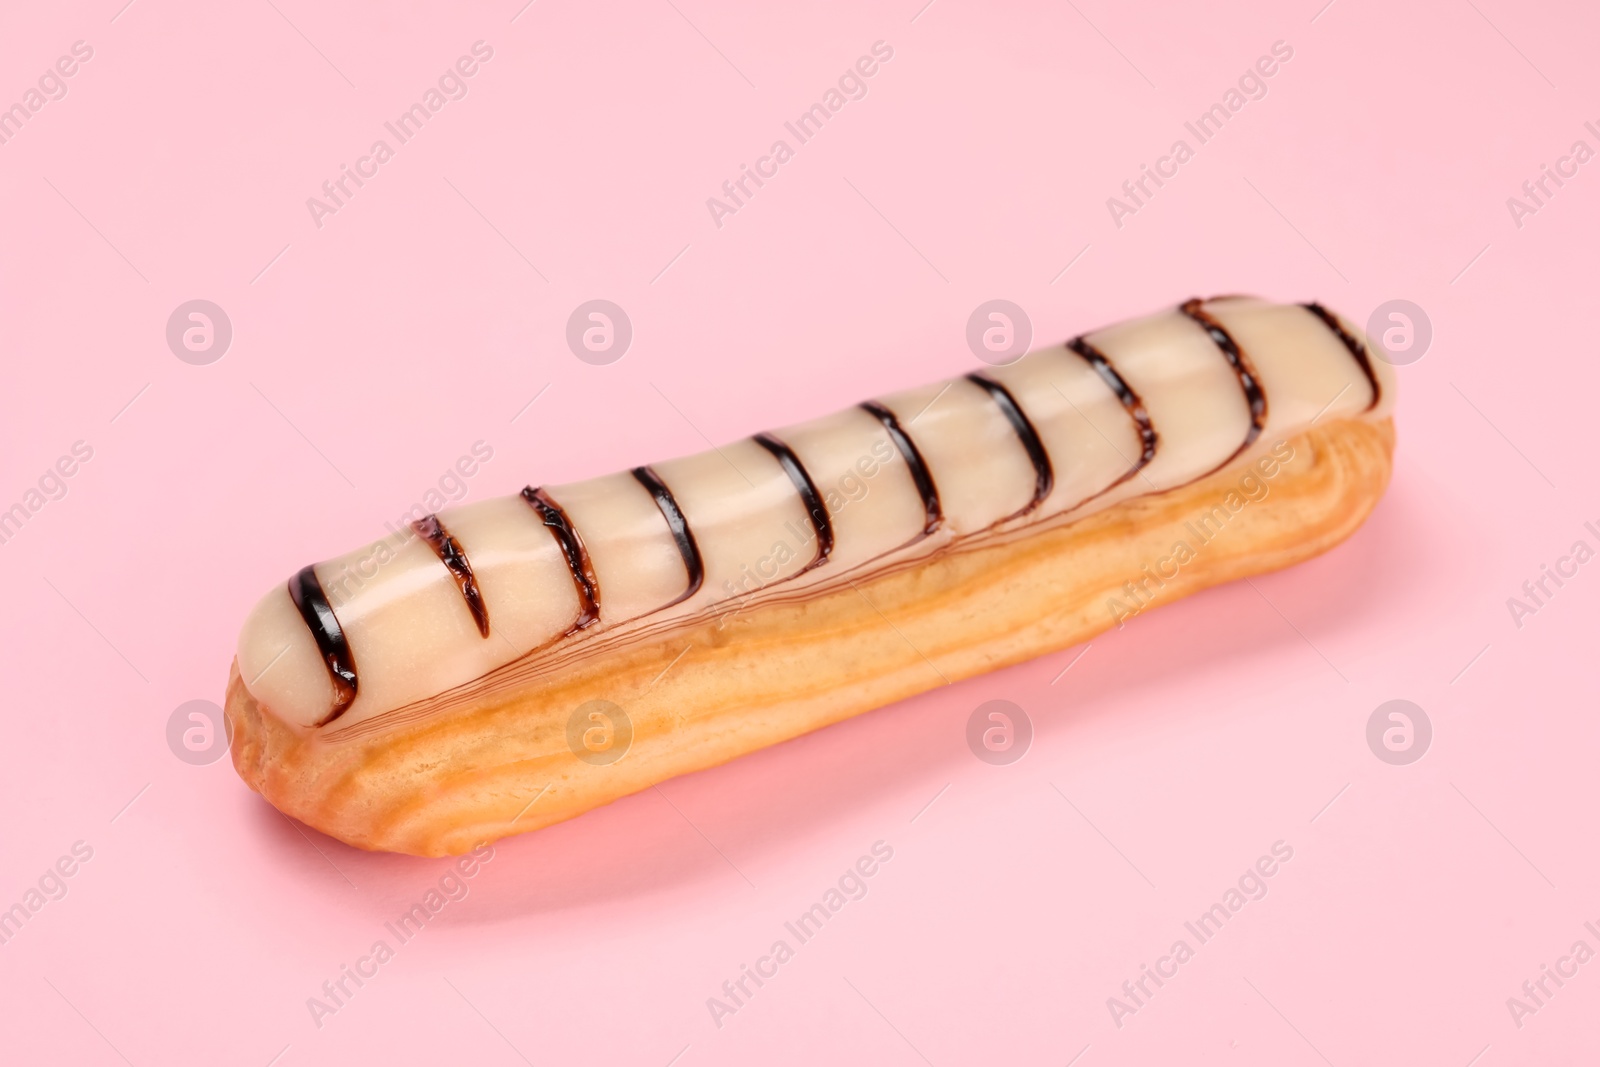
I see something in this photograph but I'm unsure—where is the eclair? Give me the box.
[227,296,1396,856]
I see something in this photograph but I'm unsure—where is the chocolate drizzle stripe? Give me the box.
[1302,302,1381,412]
[1067,336,1159,473]
[631,465,705,607]
[520,487,601,631]
[859,400,942,536]
[752,432,834,573]
[287,564,358,727]
[1178,297,1267,462]
[411,514,491,638]
[965,373,1054,517]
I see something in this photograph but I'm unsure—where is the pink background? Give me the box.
[2,0,1596,1063]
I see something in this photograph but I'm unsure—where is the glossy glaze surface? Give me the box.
[236,297,1394,730]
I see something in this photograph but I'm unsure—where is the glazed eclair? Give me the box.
[227,296,1396,855]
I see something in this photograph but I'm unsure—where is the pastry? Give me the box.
[227,296,1396,855]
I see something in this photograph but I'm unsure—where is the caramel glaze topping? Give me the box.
[1178,297,1267,465]
[859,400,942,537]
[1067,336,1159,477]
[521,486,601,631]
[411,514,491,638]
[752,432,834,573]
[1302,302,1381,412]
[965,372,1054,518]
[630,465,705,608]
[287,564,359,726]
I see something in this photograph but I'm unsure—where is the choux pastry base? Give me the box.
[226,417,1394,856]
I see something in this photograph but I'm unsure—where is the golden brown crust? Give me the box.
[227,417,1394,856]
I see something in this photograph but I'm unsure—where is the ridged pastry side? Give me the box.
[226,417,1394,856]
